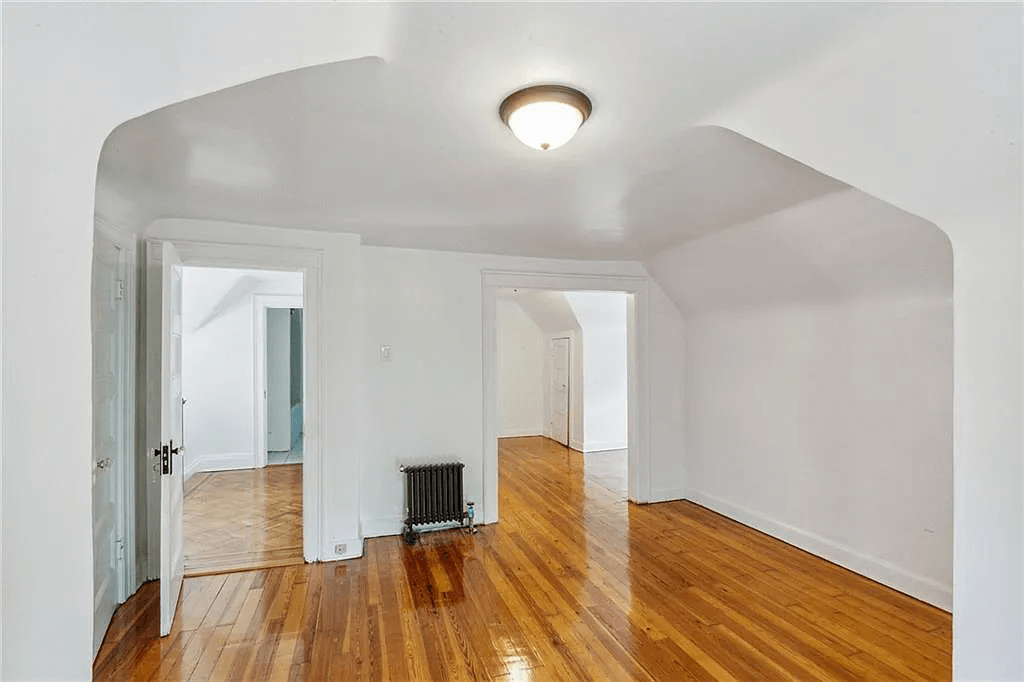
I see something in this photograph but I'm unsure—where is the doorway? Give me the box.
[178,266,305,576]
[266,307,304,466]
[91,230,134,656]
[487,275,641,524]
[140,239,325,637]
[549,337,571,446]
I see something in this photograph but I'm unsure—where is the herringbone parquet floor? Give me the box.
[184,464,304,576]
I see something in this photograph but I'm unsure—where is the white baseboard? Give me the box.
[584,445,628,455]
[649,487,687,503]
[362,515,404,538]
[323,537,363,561]
[538,431,579,451]
[499,427,543,438]
[583,439,628,453]
[185,452,256,479]
[686,489,952,611]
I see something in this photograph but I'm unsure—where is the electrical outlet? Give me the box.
[334,543,347,555]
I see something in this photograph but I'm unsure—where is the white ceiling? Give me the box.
[96,3,882,261]
[181,266,302,333]
[565,291,629,330]
[504,289,579,336]
[647,189,953,315]
[98,3,954,311]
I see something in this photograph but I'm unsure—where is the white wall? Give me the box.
[180,267,302,477]
[686,296,953,608]
[566,292,629,452]
[496,297,545,438]
[512,290,585,449]
[357,246,686,537]
[646,184,956,606]
[644,280,688,502]
[266,308,292,452]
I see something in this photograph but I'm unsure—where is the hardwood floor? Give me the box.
[184,464,303,576]
[96,436,950,680]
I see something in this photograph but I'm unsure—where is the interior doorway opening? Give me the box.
[178,266,305,577]
[493,284,633,513]
[136,239,325,638]
[266,308,304,466]
[91,230,133,656]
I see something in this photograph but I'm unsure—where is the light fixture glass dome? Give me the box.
[500,85,592,151]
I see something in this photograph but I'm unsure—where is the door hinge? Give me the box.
[115,279,126,301]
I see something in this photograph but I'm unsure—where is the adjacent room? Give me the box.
[496,288,630,504]
[178,266,305,576]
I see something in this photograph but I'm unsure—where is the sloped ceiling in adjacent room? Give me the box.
[565,292,628,331]
[182,267,303,333]
[503,289,580,335]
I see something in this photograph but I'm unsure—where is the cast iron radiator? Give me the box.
[400,462,474,544]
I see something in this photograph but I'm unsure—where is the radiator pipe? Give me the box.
[465,501,477,534]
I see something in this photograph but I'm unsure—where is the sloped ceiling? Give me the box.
[647,189,952,315]
[504,289,579,335]
[97,3,957,310]
[565,292,629,330]
[182,267,303,332]
[97,3,872,261]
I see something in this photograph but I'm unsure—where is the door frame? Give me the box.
[548,336,572,447]
[93,219,139,607]
[111,239,136,604]
[253,294,304,469]
[482,270,650,525]
[147,240,325,564]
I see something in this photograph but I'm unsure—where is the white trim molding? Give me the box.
[687,489,953,611]
[253,294,303,470]
[498,427,544,438]
[184,452,254,480]
[649,487,687,503]
[482,270,652,526]
[583,442,628,454]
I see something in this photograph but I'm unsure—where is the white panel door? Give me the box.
[549,338,570,446]
[148,241,185,636]
[92,234,122,654]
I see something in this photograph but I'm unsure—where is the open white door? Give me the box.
[147,240,184,636]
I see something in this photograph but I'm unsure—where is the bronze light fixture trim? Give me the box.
[499,84,593,151]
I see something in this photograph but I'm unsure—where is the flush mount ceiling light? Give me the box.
[499,84,592,151]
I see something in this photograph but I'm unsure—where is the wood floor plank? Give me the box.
[96,436,951,680]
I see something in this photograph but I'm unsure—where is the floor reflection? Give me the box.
[182,463,303,575]
[95,436,951,680]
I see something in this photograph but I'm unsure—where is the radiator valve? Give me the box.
[465,501,477,534]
